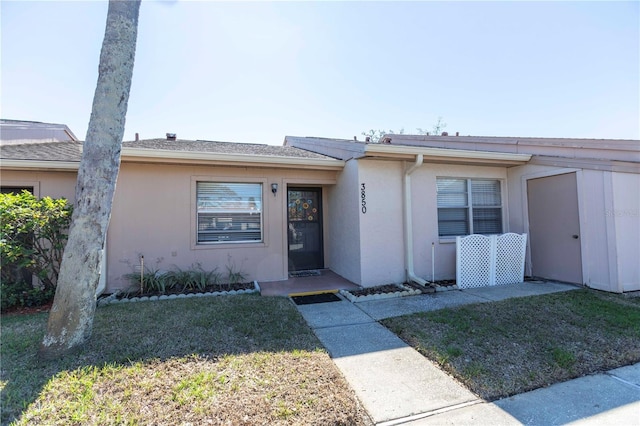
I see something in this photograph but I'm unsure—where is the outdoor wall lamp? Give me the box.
[271,183,278,196]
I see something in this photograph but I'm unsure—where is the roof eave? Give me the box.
[364,144,532,165]
[0,159,79,171]
[121,148,345,170]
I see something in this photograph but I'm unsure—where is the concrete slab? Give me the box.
[608,363,640,387]
[402,401,520,425]
[332,346,478,424]
[313,322,408,358]
[295,300,373,329]
[462,281,578,302]
[356,291,486,320]
[493,373,640,425]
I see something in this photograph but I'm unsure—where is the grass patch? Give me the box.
[382,289,640,400]
[2,295,371,425]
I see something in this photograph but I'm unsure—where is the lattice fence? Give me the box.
[456,233,527,289]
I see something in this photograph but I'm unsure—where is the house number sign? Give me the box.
[360,183,367,214]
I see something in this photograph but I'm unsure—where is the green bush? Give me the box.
[0,191,72,310]
[0,280,55,311]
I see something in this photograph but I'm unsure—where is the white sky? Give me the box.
[2,1,639,144]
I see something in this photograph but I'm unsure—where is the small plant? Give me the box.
[124,262,223,295]
[182,264,220,292]
[123,268,171,295]
[223,254,248,289]
[225,258,247,289]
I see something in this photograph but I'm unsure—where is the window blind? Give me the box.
[196,182,262,243]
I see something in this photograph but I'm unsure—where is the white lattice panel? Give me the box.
[456,234,492,288]
[495,233,527,285]
[456,233,527,289]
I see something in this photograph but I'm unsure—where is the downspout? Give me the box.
[404,154,429,286]
[95,240,107,297]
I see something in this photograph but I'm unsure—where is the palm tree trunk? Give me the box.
[39,0,141,359]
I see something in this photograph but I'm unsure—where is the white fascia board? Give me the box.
[0,159,79,170]
[365,144,532,163]
[121,148,345,170]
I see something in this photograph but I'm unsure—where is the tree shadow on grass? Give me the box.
[1,294,326,425]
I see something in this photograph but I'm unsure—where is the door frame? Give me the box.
[521,168,587,283]
[286,186,324,272]
[279,178,334,278]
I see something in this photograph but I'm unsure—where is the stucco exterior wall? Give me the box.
[1,170,77,199]
[326,159,362,284]
[339,161,508,286]
[612,172,640,291]
[357,160,405,286]
[507,164,640,293]
[410,164,508,281]
[107,162,337,292]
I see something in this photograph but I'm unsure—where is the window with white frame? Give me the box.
[196,182,262,243]
[436,178,503,237]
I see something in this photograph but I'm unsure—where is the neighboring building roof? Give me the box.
[0,119,79,144]
[284,136,532,167]
[384,134,640,163]
[285,135,640,172]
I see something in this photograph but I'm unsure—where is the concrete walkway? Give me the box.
[295,282,640,425]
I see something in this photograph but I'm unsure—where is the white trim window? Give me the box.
[196,182,262,243]
[437,178,503,237]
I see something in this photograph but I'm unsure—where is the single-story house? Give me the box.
[1,122,638,294]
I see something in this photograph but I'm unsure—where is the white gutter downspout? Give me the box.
[404,154,429,286]
[95,240,107,297]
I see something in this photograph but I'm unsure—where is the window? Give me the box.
[437,178,503,237]
[196,182,262,243]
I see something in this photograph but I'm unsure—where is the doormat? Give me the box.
[289,270,322,278]
[291,293,341,305]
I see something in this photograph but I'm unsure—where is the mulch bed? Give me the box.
[347,284,409,297]
[112,281,256,300]
[2,301,53,316]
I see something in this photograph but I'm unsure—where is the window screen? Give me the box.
[197,182,262,243]
[437,178,502,236]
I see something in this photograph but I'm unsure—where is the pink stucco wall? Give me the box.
[1,170,77,200]
[106,162,338,292]
[326,160,362,284]
[348,160,507,287]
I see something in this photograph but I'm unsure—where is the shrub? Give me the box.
[0,191,72,310]
[0,280,55,312]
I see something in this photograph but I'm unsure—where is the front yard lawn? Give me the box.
[1,295,371,425]
[382,289,640,400]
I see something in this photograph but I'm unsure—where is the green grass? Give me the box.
[1,295,371,425]
[382,289,640,400]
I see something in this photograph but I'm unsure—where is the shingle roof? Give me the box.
[123,139,336,160]
[0,141,82,161]
[0,138,340,163]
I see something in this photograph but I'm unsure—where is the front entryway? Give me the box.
[287,187,323,271]
[527,172,583,284]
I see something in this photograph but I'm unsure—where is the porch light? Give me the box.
[271,183,278,196]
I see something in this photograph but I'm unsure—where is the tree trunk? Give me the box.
[39,0,141,360]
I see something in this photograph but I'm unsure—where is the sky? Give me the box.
[2,1,639,145]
